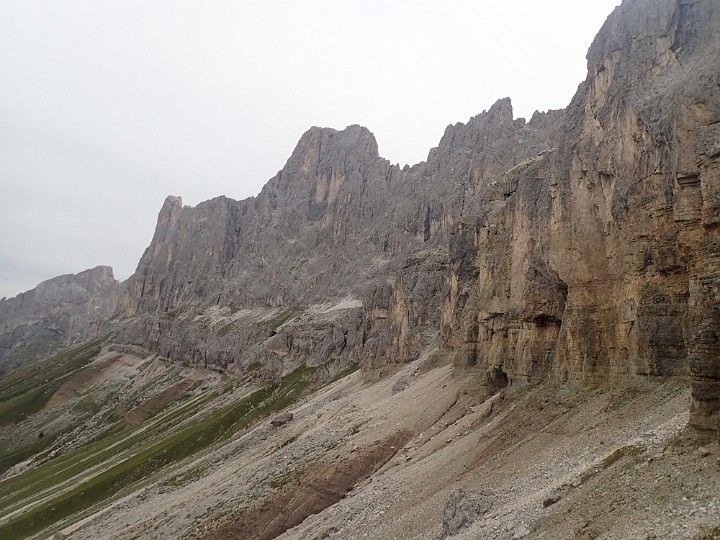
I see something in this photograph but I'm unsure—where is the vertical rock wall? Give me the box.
[106,0,719,437]
[445,0,720,439]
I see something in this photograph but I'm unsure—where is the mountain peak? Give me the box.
[292,124,379,164]
[268,124,382,204]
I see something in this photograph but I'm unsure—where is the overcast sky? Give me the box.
[0,0,621,299]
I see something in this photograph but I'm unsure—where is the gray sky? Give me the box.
[0,0,620,299]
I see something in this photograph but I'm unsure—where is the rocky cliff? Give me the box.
[0,266,119,374]
[113,105,557,377]
[1,0,716,440]
[2,3,720,539]
[444,0,720,439]
[108,0,720,439]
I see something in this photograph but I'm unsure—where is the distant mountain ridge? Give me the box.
[0,266,119,374]
[1,0,718,440]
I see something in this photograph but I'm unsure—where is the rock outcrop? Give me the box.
[0,266,119,374]
[444,0,720,440]
[3,0,717,439]
[442,489,495,538]
[106,0,720,439]
[113,109,557,377]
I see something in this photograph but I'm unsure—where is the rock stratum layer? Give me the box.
[2,0,718,439]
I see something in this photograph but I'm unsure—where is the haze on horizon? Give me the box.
[0,0,620,300]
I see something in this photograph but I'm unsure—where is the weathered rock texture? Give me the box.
[444,0,720,440]
[0,266,119,374]
[105,0,720,438]
[442,489,495,538]
[3,0,717,438]
[113,110,556,379]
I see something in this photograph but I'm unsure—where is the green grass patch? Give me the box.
[259,310,295,331]
[0,432,61,482]
[163,308,183,319]
[0,337,107,475]
[0,363,321,539]
[217,322,235,337]
[69,395,103,416]
[329,362,360,383]
[0,386,50,426]
[0,336,107,408]
[0,391,216,514]
[578,445,644,485]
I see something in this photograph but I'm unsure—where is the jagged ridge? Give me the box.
[1,0,718,440]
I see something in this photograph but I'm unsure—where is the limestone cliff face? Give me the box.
[445,0,720,438]
[0,266,119,374]
[108,0,719,437]
[114,108,555,375]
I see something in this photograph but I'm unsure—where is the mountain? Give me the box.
[446,0,720,438]
[0,0,718,538]
[111,101,558,378]
[110,0,720,439]
[0,266,119,375]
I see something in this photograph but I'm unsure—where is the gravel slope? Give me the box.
[51,353,720,540]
